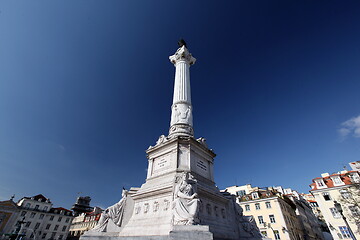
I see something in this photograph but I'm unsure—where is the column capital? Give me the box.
[169,46,196,66]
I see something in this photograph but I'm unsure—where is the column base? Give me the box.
[168,124,194,138]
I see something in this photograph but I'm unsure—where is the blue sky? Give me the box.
[0,1,360,209]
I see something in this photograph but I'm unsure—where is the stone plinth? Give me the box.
[169,225,213,240]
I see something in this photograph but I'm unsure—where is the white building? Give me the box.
[5,194,74,240]
[310,163,360,239]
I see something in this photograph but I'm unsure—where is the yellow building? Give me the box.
[68,207,102,239]
[0,199,20,238]
[225,185,324,240]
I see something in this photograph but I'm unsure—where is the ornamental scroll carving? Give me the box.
[169,46,196,65]
[172,172,200,225]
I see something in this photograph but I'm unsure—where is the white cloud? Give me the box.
[339,115,360,139]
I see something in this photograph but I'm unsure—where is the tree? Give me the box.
[337,181,360,234]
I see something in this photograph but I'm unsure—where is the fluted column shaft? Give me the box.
[173,60,191,104]
[168,46,196,138]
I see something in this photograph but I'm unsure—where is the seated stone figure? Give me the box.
[234,201,262,239]
[91,189,128,232]
[172,172,200,225]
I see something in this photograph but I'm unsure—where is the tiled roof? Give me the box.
[310,171,358,191]
[24,194,50,202]
[50,207,73,215]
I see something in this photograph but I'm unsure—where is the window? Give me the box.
[261,231,267,237]
[35,222,40,229]
[274,230,280,240]
[65,218,70,223]
[25,203,31,209]
[54,225,59,231]
[30,233,34,238]
[349,173,360,183]
[316,180,324,187]
[59,235,63,240]
[50,216,54,221]
[34,205,39,210]
[25,222,31,227]
[339,226,352,238]
[258,216,264,224]
[252,192,259,199]
[269,214,276,223]
[349,206,360,216]
[39,214,44,219]
[58,216,62,222]
[51,232,56,238]
[245,205,250,211]
[323,192,331,201]
[266,202,271,208]
[43,206,48,211]
[340,190,352,199]
[46,224,51,230]
[255,203,260,210]
[30,213,36,218]
[62,226,67,231]
[333,176,343,184]
[21,211,26,216]
[330,208,341,218]
[236,190,246,197]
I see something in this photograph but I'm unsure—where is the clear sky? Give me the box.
[1,1,360,209]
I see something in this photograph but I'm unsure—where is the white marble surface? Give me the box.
[168,46,195,138]
[80,44,264,240]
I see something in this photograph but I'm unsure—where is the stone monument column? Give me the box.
[168,41,196,138]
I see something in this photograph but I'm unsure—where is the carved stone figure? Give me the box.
[163,199,170,211]
[91,189,128,232]
[179,106,191,121]
[196,137,208,148]
[234,202,262,238]
[171,104,192,125]
[144,203,149,213]
[153,201,159,212]
[156,135,168,146]
[172,172,200,225]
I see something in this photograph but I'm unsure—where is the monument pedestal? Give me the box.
[81,43,263,240]
[169,225,213,240]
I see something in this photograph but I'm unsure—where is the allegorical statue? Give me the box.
[234,201,262,239]
[92,188,128,232]
[172,172,200,225]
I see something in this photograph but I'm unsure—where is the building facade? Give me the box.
[68,207,102,239]
[0,198,20,239]
[71,197,93,217]
[0,194,74,240]
[226,185,324,240]
[310,164,360,240]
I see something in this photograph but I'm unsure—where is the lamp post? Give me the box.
[334,201,357,240]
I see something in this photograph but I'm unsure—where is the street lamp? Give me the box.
[334,201,357,240]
